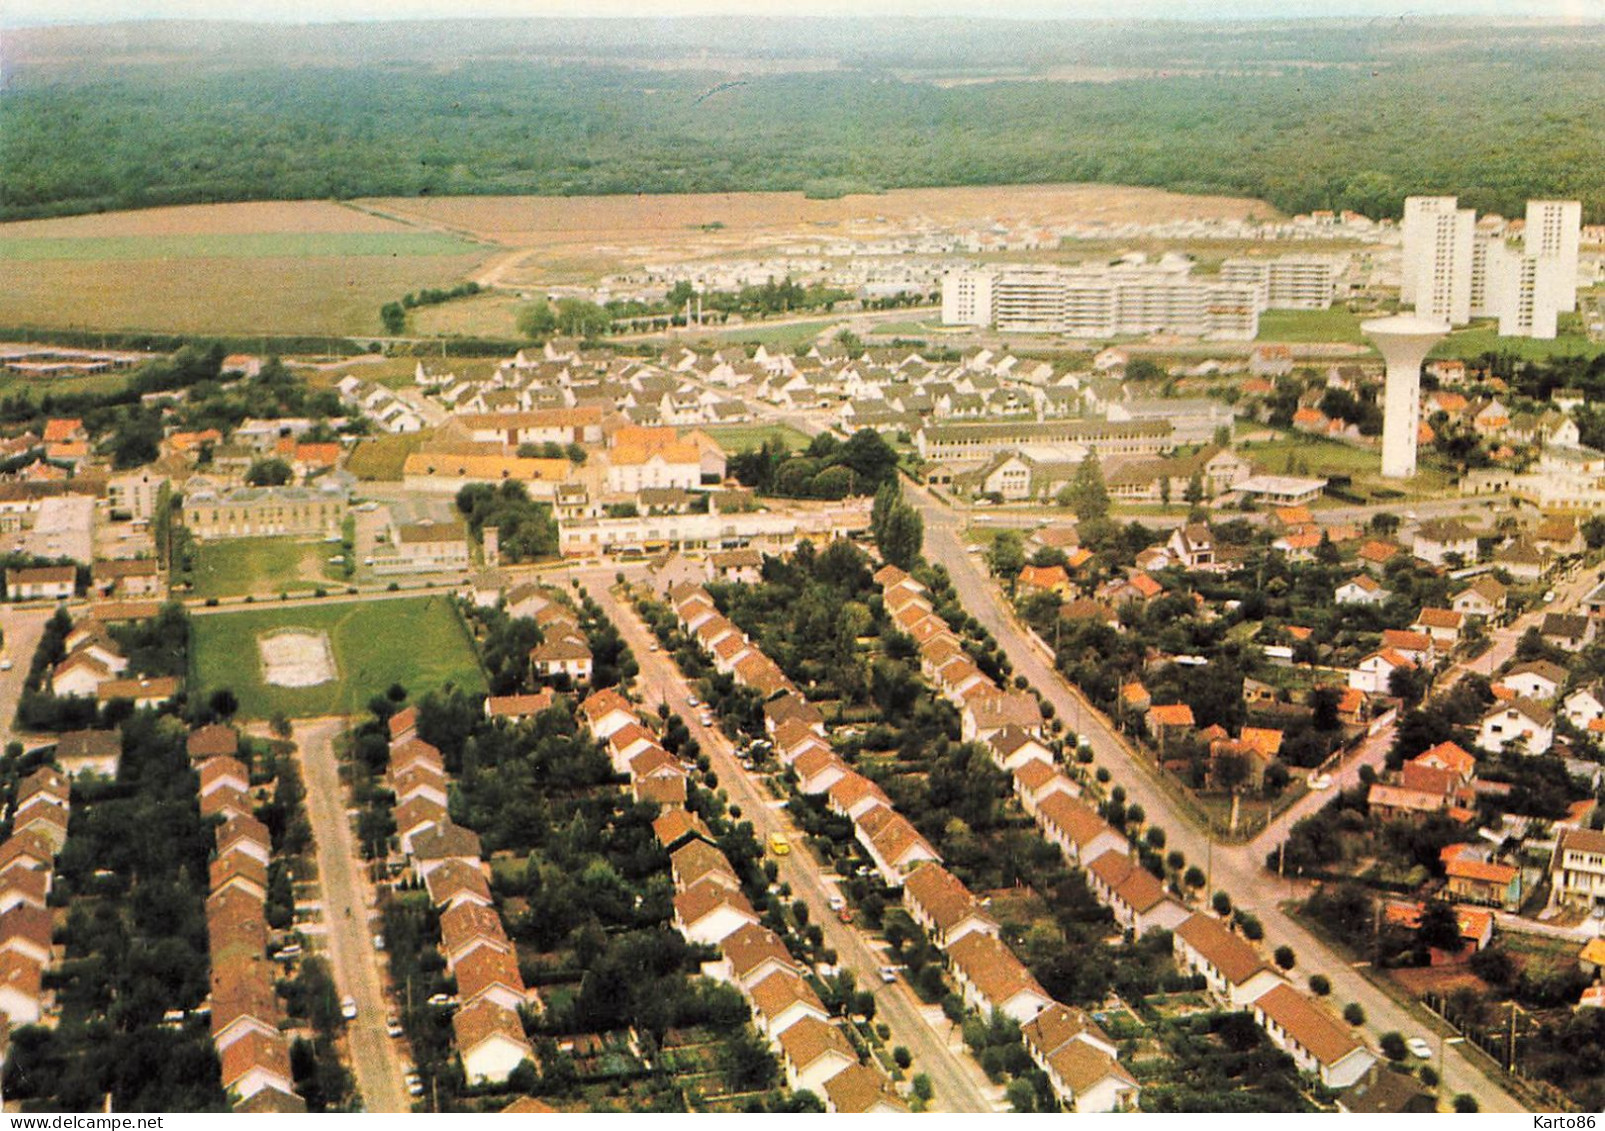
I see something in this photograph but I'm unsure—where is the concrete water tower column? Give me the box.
[1363,315,1451,479]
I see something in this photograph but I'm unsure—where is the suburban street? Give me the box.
[578,570,1004,1114]
[904,481,1526,1113]
[0,604,52,751]
[290,717,412,1114]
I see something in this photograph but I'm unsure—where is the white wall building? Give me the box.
[941,265,1260,340]
[1219,256,1340,310]
[1402,196,1475,326]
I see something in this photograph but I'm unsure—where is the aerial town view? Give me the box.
[1,0,1604,1119]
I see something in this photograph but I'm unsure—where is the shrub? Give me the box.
[1380,1031,1407,1061]
[1453,1095,1478,1113]
[1309,973,1331,996]
[1212,891,1232,916]
[1343,1002,1365,1026]
[1274,945,1295,970]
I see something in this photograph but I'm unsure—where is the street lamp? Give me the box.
[1438,1035,1463,1104]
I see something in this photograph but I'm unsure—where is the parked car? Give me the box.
[768,832,791,856]
[341,997,358,1021]
[1407,1036,1432,1059]
[879,966,900,984]
[386,1016,404,1037]
[1308,773,1332,791]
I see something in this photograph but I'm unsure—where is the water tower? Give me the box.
[1363,315,1450,479]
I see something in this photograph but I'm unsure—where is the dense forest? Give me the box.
[2,18,1603,221]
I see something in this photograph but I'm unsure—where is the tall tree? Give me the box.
[1068,453,1110,523]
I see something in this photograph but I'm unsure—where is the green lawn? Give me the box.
[702,318,837,349]
[1255,307,1367,344]
[190,537,340,599]
[700,422,815,454]
[1237,432,1457,497]
[0,231,479,261]
[190,595,485,719]
[1430,318,1605,363]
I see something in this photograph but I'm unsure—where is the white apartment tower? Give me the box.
[1524,200,1582,312]
[941,269,994,327]
[1401,196,1475,326]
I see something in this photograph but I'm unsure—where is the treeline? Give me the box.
[380,281,484,334]
[4,40,1603,222]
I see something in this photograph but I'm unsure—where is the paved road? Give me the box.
[0,605,52,750]
[1250,721,1395,861]
[905,482,1527,1113]
[578,571,1003,1114]
[292,717,411,1114]
[1447,560,1602,686]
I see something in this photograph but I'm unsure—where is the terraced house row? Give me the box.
[579,681,905,1114]
[872,564,1384,1099]
[197,723,307,1114]
[383,707,537,1086]
[0,767,70,1035]
[684,561,1139,1110]
[666,580,941,889]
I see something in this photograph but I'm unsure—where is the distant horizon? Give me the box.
[3,0,1600,30]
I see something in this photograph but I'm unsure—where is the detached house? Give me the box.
[1477,698,1555,755]
[1335,575,1388,606]
[1550,827,1605,909]
[1501,659,1566,703]
[1166,524,1215,570]
[1452,577,1507,620]
[1412,519,1479,566]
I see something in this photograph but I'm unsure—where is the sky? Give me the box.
[0,0,1597,25]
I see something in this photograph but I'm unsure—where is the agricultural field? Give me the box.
[189,594,485,719]
[188,537,343,600]
[409,292,524,339]
[0,201,490,337]
[366,183,1276,290]
[698,422,815,455]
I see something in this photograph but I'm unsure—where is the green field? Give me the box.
[1237,432,1457,496]
[700,422,815,454]
[190,537,342,599]
[1255,308,1367,344]
[0,231,479,261]
[702,319,838,350]
[190,595,485,719]
[1431,317,1605,363]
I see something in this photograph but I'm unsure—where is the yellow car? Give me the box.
[768,832,791,856]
